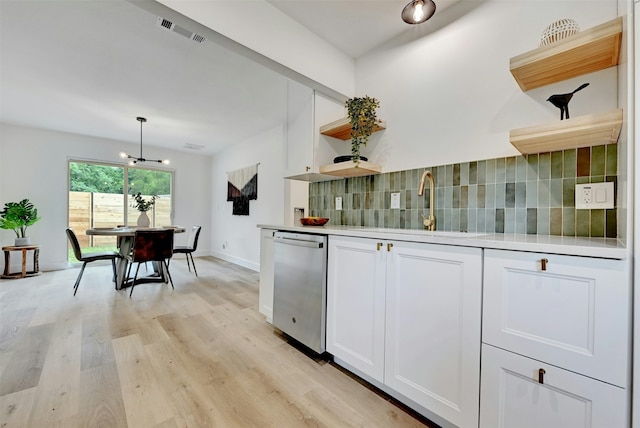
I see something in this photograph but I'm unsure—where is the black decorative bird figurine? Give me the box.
[546,83,589,120]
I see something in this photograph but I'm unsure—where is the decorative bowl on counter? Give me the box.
[300,217,329,226]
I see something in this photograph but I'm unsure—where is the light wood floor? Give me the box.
[0,256,436,427]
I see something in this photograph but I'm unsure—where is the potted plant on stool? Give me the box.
[0,199,41,246]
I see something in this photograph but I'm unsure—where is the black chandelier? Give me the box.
[119,117,170,166]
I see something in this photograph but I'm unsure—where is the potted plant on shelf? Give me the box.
[0,199,41,246]
[343,95,381,165]
[131,192,157,227]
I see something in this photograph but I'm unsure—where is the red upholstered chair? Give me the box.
[125,229,175,297]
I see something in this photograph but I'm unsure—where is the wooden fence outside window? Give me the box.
[69,191,171,248]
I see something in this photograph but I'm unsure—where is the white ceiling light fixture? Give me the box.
[119,117,170,166]
[402,0,436,24]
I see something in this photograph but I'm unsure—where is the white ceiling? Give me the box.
[267,0,459,58]
[0,0,458,158]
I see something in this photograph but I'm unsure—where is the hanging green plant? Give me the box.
[345,95,381,165]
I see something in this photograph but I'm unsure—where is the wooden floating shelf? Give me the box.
[510,109,622,154]
[510,17,622,91]
[319,117,387,140]
[319,160,382,178]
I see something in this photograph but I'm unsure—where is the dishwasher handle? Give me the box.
[274,236,324,249]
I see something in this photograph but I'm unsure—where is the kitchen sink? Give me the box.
[361,228,488,238]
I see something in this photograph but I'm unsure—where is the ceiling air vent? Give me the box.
[184,143,205,150]
[156,17,206,44]
[159,18,172,30]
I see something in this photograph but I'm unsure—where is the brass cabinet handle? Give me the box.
[306,166,310,172]
[538,368,546,384]
[540,258,549,271]
[377,242,382,251]
[387,243,393,252]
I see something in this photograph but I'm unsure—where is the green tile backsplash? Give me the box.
[309,145,617,237]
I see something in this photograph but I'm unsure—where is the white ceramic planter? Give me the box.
[15,237,31,246]
[137,211,150,227]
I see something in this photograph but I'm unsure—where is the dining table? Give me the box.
[85,226,185,290]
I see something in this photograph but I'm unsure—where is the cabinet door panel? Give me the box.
[385,242,482,428]
[327,236,386,381]
[483,249,629,387]
[284,80,314,177]
[259,228,276,322]
[480,344,627,428]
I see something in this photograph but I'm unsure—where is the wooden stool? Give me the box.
[2,245,41,279]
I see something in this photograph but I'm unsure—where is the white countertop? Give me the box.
[258,224,628,259]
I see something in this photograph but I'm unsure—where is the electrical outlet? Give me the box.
[575,182,614,209]
[391,192,400,209]
[335,196,342,211]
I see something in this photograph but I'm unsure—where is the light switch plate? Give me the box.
[335,196,342,211]
[575,182,614,209]
[391,192,400,209]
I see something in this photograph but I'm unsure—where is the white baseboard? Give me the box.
[34,261,75,272]
[15,253,258,273]
[210,250,259,272]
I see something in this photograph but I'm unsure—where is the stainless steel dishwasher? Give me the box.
[273,231,327,354]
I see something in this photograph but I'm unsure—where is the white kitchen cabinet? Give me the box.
[284,80,344,181]
[385,241,482,428]
[326,236,386,381]
[259,228,277,322]
[480,344,627,428]
[284,80,313,179]
[481,249,630,428]
[327,235,482,427]
[483,249,630,387]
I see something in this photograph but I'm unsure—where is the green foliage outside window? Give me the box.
[69,162,171,195]
[128,168,171,195]
[69,163,123,193]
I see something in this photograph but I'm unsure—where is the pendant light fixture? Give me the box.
[402,0,436,24]
[119,117,170,166]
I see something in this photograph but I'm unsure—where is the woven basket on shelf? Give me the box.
[539,19,580,46]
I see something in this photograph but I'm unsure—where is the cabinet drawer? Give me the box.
[480,344,627,428]
[482,249,629,387]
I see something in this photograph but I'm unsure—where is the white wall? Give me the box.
[0,123,212,271]
[618,0,634,246]
[630,1,638,425]
[183,0,626,269]
[157,0,355,97]
[210,125,285,271]
[0,137,3,208]
[1,1,627,274]
[356,1,619,172]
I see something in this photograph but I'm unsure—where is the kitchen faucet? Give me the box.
[417,170,436,231]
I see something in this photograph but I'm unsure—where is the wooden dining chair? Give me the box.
[66,228,120,296]
[171,225,201,277]
[125,229,175,297]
